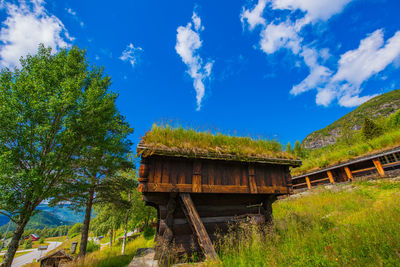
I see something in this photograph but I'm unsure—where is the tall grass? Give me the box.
[215,179,400,266]
[67,235,155,267]
[140,124,295,160]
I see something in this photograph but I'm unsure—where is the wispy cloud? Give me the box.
[175,11,213,111]
[240,0,396,107]
[119,43,143,68]
[0,0,73,68]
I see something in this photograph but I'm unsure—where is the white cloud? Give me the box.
[119,43,143,68]
[240,0,395,108]
[260,21,302,54]
[332,29,400,87]
[66,8,76,16]
[291,30,400,107]
[291,48,332,95]
[176,12,213,111]
[241,0,267,31]
[271,0,353,22]
[0,0,72,68]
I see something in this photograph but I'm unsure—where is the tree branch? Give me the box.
[0,211,16,224]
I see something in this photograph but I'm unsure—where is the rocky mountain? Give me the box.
[302,90,400,149]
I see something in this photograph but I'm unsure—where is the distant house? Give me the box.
[25,234,40,241]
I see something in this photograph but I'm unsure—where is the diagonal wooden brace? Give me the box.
[180,193,218,261]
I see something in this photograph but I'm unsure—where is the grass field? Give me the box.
[214,178,400,266]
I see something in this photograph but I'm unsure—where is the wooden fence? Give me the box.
[292,147,400,190]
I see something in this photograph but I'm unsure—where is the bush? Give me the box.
[86,240,100,253]
[362,117,383,140]
[68,223,83,238]
[39,237,45,244]
[24,238,32,249]
[143,226,155,240]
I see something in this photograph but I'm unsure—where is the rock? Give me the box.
[128,247,157,267]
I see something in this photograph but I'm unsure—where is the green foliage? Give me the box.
[143,226,155,240]
[362,117,383,140]
[142,124,295,160]
[86,240,100,253]
[68,223,83,238]
[285,142,293,153]
[387,109,400,129]
[24,238,32,249]
[217,180,400,266]
[293,140,306,158]
[38,237,45,244]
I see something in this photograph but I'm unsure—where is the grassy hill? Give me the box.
[216,178,400,266]
[302,90,400,149]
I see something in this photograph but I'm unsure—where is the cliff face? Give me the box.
[302,90,400,149]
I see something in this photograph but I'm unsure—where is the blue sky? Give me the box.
[0,0,400,147]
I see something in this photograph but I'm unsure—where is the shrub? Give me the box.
[39,237,45,244]
[68,223,83,238]
[143,226,155,240]
[86,240,100,253]
[362,117,383,140]
[24,238,32,249]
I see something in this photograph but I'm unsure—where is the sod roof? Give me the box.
[137,125,301,166]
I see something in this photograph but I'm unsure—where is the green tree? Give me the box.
[0,44,128,266]
[285,142,293,154]
[293,140,306,158]
[0,45,91,267]
[55,68,134,257]
[362,117,383,140]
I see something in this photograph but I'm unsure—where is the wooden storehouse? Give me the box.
[137,126,301,263]
[292,146,400,190]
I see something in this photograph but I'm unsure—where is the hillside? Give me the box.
[302,90,400,149]
[217,178,400,266]
[0,210,72,233]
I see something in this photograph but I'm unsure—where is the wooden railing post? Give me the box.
[327,170,335,184]
[344,166,353,181]
[373,159,385,177]
[305,176,311,190]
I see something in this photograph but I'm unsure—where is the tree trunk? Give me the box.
[109,228,113,248]
[2,216,30,267]
[78,187,95,257]
[121,213,129,255]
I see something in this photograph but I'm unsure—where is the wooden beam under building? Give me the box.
[372,159,385,177]
[344,166,353,181]
[305,176,311,190]
[327,170,335,184]
[180,193,218,261]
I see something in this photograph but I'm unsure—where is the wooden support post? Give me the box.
[327,170,335,184]
[192,161,202,193]
[305,176,311,190]
[344,166,353,181]
[373,159,385,177]
[248,164,258,194]
[180,193,218,261]
[158,194,177,265]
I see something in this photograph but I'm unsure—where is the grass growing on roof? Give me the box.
[140,124,297,160]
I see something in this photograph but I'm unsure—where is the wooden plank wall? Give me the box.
[140,156,289,194]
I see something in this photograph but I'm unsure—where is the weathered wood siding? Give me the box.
[139,156,292,195]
